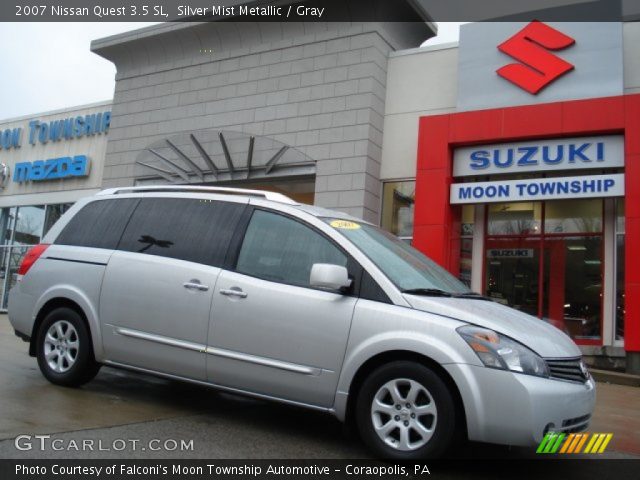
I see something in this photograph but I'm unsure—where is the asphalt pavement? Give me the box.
[0,315,638,460]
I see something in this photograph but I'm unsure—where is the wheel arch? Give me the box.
[30,298,91,357]
[343,350,468,440]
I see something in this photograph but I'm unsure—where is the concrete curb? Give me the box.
[592,369,640,387]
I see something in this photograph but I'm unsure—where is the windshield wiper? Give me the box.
[401,289,493,301]
[452,292,493,301]
[401,288,453,297]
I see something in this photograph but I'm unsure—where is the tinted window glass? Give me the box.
[44,203,72,236]
[360,271,391,304]
[236,210,347,287]
[56,199,139,250]
[118,198,244,267]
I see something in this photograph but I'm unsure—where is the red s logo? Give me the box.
[497,21,576,95]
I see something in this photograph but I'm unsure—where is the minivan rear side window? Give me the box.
[117,198,245,267]
[55,198,139,250]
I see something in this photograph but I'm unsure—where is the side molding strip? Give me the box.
[112,326,321,376]
[205,347,322,376]
[114,327,206,353]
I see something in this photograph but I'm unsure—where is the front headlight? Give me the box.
[457,325,549,378]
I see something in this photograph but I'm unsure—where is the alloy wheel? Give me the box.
[370,378,438,451]
[43,320,79,373]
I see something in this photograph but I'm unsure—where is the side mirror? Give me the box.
[310,264,352,292]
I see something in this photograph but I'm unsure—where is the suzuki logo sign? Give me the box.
[497,21,576,94]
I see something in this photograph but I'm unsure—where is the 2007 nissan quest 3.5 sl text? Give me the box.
[8,186,595,459]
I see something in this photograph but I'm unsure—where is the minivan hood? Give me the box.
[403,294,581,358]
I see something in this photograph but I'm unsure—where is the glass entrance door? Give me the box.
[484,200,605,344]
[485,238,540,317]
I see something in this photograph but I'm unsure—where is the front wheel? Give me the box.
[355,361,457,459]
[36,307,100,387]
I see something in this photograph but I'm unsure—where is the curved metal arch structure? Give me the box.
[135,129,316,185]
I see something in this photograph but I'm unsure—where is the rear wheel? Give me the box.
[36,307,100,387]
[355,361,457,459]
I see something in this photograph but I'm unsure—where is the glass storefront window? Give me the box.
[13,205,45,245]
[459,205,474,287]
[616,199,625,341]
[44,203,71,236]
[616,198,625,232]
[543,237,603,340]
[461,204,474,236]
[0,203,72,310]
[485,238,540,316]
[544,199,603,234]
[1,246,30,309]
[487,202,542,235]
[381,181,415,242]
[0,208,14,245]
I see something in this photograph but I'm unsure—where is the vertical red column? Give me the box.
[624,94,640,353]
[547,240,567,331]
[413,115,460,275]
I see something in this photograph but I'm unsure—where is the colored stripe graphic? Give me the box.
[584,434,599,453]
[536,433,613,454]
[559,434,575,453]
[537,433,553,453]
[551,433,565,453]
[574,433,589,453]
[598,434,613,453]
[537,433,565,453]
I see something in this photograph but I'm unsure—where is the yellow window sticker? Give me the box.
[330,220,361,230]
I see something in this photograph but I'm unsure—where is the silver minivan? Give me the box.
[8,186,595,459]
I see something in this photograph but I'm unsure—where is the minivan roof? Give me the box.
[96,185,364,222]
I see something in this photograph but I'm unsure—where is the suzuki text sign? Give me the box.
[453,135,624,177]
[457,22,622,111]
[450,173,624,205]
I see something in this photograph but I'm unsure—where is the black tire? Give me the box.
[355,361,457,460]
[36,307,100,387]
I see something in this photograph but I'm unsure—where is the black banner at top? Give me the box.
[3,0,640,22]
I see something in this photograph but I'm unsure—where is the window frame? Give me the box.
[226,206,365,297]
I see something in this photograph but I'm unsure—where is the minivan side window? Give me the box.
[117,198,245,267]
[55,198,139,250]
[236,210,347,288]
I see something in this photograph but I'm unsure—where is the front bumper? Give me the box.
[445,363,596,447]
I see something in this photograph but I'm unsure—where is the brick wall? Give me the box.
[92,22,430,222]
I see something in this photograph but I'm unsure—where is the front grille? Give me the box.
[546,358,589,383]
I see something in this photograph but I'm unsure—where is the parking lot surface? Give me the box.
[1,315,638,459]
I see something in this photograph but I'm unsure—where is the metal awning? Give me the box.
[135,130,316,185]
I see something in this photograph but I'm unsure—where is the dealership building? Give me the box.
[0,102,111,310]
[0,10,637,370]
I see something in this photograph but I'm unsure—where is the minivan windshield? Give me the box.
[324,219,472,295]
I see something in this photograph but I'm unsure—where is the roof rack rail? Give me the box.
[96,185,297,205]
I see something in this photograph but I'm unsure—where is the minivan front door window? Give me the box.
[237,210,347,288]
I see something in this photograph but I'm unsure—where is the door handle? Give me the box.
[183,281,209,292]
[219,287,248,299]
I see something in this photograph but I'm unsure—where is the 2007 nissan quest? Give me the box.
[8,186,595,459]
